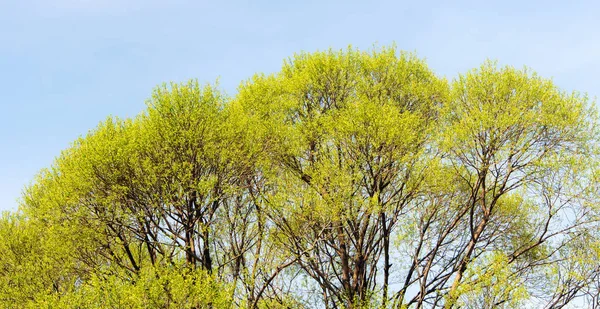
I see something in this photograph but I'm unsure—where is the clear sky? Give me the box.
[0,0,598,212]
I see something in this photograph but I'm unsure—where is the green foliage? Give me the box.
[1,46,599,309]
[0,212,80,307]
[32,264,232,309]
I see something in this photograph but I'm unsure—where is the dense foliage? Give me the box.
[2,46,600,308]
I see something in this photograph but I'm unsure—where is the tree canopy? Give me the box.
[2,46,600,309]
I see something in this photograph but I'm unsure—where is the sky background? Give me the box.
[0,0,598,212]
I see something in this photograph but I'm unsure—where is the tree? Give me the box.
[12,81,299,308]
[393,62,600,308]
[236,46,447,308]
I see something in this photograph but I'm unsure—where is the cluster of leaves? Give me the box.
[1,46,600,309]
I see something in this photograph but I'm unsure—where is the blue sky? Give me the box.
[0,0,598,212]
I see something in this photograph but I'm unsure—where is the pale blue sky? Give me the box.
[1,0,598,211]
